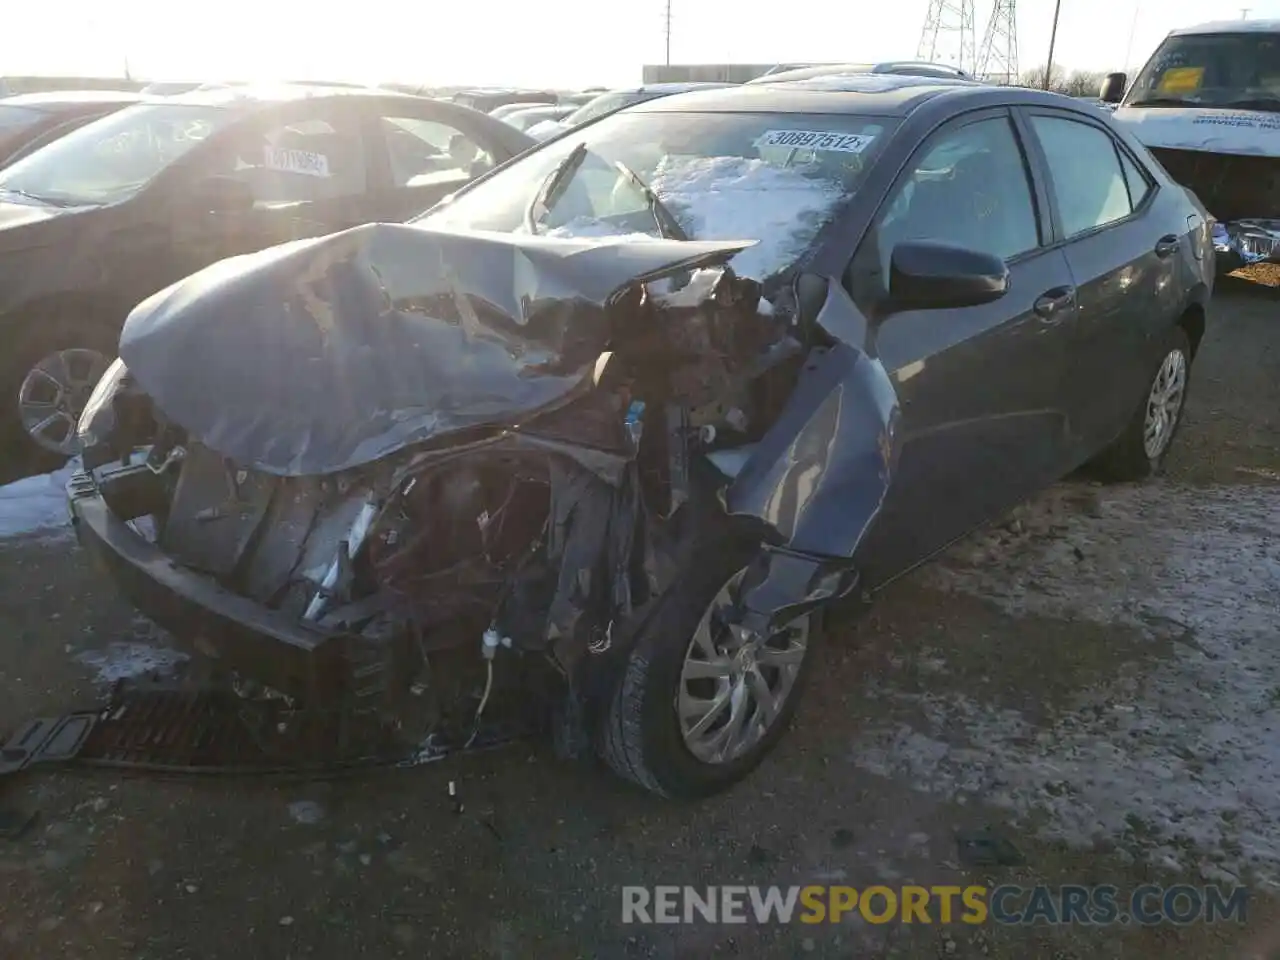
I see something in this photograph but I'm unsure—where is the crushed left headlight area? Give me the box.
[54,224,818,777]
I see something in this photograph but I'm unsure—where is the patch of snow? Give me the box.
[852,481,1280,881]
[75,642,188,685]
[543,218,658,242]
[0,461,78,541]
[648,155,844,281]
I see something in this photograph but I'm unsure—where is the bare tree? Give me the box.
[1019,63,1067,92]
[1063,69,1106,97]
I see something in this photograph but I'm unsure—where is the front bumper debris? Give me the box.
[66,466,350,702]
[1212,218,1280,268]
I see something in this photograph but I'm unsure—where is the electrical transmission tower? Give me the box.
[917,0,977,76]
[976,0,1019,84]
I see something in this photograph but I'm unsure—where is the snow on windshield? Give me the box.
[545,155,845,281]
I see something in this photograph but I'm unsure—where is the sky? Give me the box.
[5,0,1280,89]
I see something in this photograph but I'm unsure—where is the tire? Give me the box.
[1,315,119,471]
[1088,326,1192,482]
[598,532,821,799]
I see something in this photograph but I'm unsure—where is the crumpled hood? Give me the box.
[1112,105,1280,157]
[119,222,752,477]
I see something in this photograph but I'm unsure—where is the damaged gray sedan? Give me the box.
[67,78,1213,798]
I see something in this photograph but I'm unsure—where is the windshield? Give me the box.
[0,103,234,206]
[1125,32,1280,110]
[421,110,892,282]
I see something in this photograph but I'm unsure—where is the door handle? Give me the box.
[1154,234,1180,258]
[1033,286,1076,320]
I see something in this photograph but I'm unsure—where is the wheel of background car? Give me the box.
[598,530,820,799]
[3,315,118,466]
[1087,325,1192,482]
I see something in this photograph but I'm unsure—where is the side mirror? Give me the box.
[1100,72,1127,104]
[184,175,254,214]
[887,240,1009,312]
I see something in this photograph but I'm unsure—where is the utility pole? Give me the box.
[1044,0,1063,90]
[664,0,673,65]
[1241,8,1251,18]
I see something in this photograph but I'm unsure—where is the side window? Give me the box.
[1119,149,1153,208]
[211,114,366,205]
[1029,116,1133,237]
[861,116,1040,289]
[378,116,495,188]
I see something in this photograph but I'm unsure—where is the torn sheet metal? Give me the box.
[1212,218,1280,265]
[714,281,900,560]
[118,223,753,477]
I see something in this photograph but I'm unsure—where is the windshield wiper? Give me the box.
[613,160,689,241]
[1125,96,1196,108]
[524,141,587,235]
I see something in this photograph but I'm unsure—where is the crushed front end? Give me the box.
[68,223,871,756]
[1148,146,1280,268]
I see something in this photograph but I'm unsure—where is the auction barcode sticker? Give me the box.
[757,130,876,153]
[264,146,331,177]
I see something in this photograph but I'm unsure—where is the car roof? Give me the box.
[1171,18,1280,36]
[749,61,968,84]
[1,90,143,108]
[632,75,993,117]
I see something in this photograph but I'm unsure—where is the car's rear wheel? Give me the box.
[3,317,117,468]
[598,535,819,799]
[1088,326,1191,482]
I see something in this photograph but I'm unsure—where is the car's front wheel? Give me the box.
[598,536,819,799]
[1089,325,1192,482]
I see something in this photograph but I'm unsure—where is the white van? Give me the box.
[1103,20,1280,270]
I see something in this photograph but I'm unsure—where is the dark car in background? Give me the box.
[524,81,738,139]
[71,77,1212,800]
[748,61,972,84]
[0,84,533,462]
[0,91,141,168]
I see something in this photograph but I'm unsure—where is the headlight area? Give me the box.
[77,358,160,468]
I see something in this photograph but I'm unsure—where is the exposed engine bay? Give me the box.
[70,223,896,759]
[1149,146,1280,266]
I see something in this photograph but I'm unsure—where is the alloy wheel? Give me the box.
[676,568,811,765]
[1142,347,1188,461]
[17,347,111,456]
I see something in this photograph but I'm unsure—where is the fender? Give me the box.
[707,278,901,634]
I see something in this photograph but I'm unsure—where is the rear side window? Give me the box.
[1030,116,1133,237]
[378,116,495,188]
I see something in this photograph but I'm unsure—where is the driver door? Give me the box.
[848,110,1079,587]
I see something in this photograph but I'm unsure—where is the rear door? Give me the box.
[846,109,1080,586]
[1017,107,1181,459]
[359,99,513,221]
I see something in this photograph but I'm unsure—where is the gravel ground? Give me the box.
[0,278,1276,959]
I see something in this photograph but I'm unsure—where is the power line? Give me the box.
[917,0,978,76]
[976,0,1019,83]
